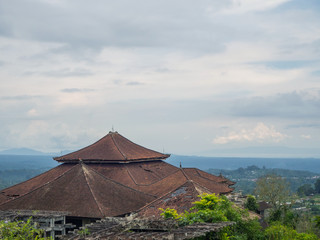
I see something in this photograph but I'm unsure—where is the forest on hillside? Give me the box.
[207,165,320,194]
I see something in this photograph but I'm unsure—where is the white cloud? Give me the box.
[27,108,38,117]
[301,135,311,139]
[220,0,291,14]
[213,123,287,144]
[0,0,319,155]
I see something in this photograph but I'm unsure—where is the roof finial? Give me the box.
[180,162,182,168]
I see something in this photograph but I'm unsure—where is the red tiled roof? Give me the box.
[89,161,178,187]
[1,164,75,199]
[182,169,233,194]
[136,180,212,218]
[84,162,234,197]
[183,168,236,186]
[258,201,271,211]
[54,132,170,163]
[0,163,155,218]
[0,162,234,218]
[0,193,9,205]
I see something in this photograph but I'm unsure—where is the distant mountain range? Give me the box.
[196,146,320,158]
[0,148,72,156]
[0,148,50,155]
[1,147,320,173]
[2,146,320,158]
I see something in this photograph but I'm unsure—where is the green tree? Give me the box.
[297,184,315,197]
[161,193,263,240]
[254,174,290,209]
[244,195,258,212]
[265,223,318,240]
[0,218,50,240]
[314,179,320,194]
[268,205,298,229]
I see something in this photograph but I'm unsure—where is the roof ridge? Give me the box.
[125,165,139,185]
[125,168,182,187]
[83,163,156,198]
[188,180,214,195]
[183,169,233,193]
[81,163,104,217]
[179,167,190,180]
[134,179,191,213]
[189,168,229,184]
[0,164,80,207]
[1,164,67,193]
[53,135,110,161]
[111,133,127,160]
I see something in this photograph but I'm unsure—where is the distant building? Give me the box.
[0,131,234,236]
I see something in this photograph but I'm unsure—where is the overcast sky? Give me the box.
[0,0,319,157]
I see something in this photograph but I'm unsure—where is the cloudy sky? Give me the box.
[0,0,319,157]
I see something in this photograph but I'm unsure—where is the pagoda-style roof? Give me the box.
[54,131,170,163]
[0,131,235,219]
[0,163,155,218]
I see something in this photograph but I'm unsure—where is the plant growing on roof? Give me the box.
[160,193,264,240]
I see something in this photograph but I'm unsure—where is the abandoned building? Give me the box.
[63,217,235,240]
[0,131,235,237]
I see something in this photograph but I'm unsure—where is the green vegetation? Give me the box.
[160,193,263,239]
[244,195,258,212]
[0,218,51,240]
[77,227,90,238]
[207,165,320,195]
[265,224,318,240]
[297,179,320,197]
[161,191,320,239]
[254,174,290,209]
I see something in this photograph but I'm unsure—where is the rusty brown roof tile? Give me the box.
[183,168,236,186]
[182,169,233,194]
[136,180,213,218]
[54,132,170,163]
[0,163,155,218]
[0,193,10,205]
[1,163,75,199]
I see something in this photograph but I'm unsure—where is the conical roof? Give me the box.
[0,163,156,218]
[54,131,170,163]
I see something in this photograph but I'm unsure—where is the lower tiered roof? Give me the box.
[0,132,235,219]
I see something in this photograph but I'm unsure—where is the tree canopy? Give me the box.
[254,173,290,209]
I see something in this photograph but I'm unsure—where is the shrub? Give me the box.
[0,217,50,240]
[265,223,318,240]
[160,193,263,240]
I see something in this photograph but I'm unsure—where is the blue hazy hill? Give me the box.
[0,155,59,170]
[0,148,47,155]
[0,150,320,173]
[167,155,320,173]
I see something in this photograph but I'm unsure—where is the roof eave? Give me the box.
[54,155,171,163]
